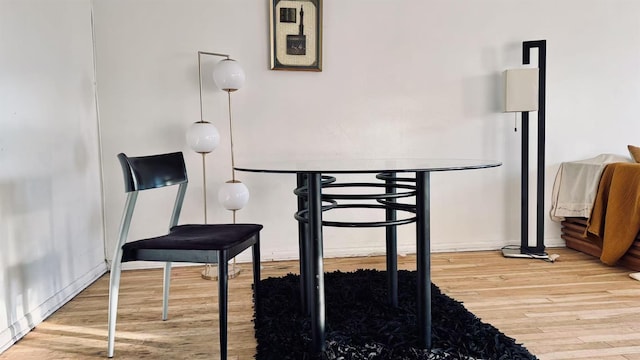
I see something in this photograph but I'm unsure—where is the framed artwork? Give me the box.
[269,0,322,71]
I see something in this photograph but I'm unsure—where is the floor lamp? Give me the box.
[502,40,553,260]
[186,51,250,279]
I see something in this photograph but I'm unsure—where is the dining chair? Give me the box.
[107,151,262,359]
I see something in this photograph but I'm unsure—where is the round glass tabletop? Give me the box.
[234,158,502,174]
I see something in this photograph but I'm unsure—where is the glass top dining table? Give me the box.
[235,158,502,354]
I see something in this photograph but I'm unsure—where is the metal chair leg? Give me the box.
[252,237,261,321]
[162,261,171,320]
[107,258,123,358]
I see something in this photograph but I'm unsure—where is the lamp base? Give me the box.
[201,263,242,281]
[501,247,551,260]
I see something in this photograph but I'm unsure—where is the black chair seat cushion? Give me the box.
[121,224,262,261]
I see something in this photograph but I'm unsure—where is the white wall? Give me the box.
[0,0,106,353]
[94,0,640,263]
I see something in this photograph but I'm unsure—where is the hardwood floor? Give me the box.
[2,247,640,359]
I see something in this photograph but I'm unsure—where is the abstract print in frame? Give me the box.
[270,0,322,71]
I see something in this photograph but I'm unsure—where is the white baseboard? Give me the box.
[112,237,568,268]
[0,262,108,354]
[259,237,566,262]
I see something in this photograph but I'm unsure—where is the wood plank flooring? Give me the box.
[2,248,640,359]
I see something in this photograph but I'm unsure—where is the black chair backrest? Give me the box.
[117,152,188,192]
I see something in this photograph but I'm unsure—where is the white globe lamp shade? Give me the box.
[218,180,250,210]
[212,59,245,92]
[186,121,220,153]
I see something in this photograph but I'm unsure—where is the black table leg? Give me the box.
[416,171,432,349]
[385,173,398,307]
[307,172,325,352]
[297,173,310,315]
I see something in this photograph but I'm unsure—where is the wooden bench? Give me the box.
[562,217,640,271]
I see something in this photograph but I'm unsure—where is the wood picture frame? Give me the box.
[269,0,322,71]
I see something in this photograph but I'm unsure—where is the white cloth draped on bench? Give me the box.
[550,154,632,222]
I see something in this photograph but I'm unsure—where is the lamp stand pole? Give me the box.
[502,40,548,259]
[196,50,243,281]
[201,153,208,223]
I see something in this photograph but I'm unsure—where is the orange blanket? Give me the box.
[587,162,640,265]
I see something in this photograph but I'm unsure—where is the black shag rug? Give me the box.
[254,269,537,360]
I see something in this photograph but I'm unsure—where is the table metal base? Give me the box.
[295,171,432,352]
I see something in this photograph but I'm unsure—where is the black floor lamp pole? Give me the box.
[520,40,546,254]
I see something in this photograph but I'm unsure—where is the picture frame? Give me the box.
[269,0,322,71]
